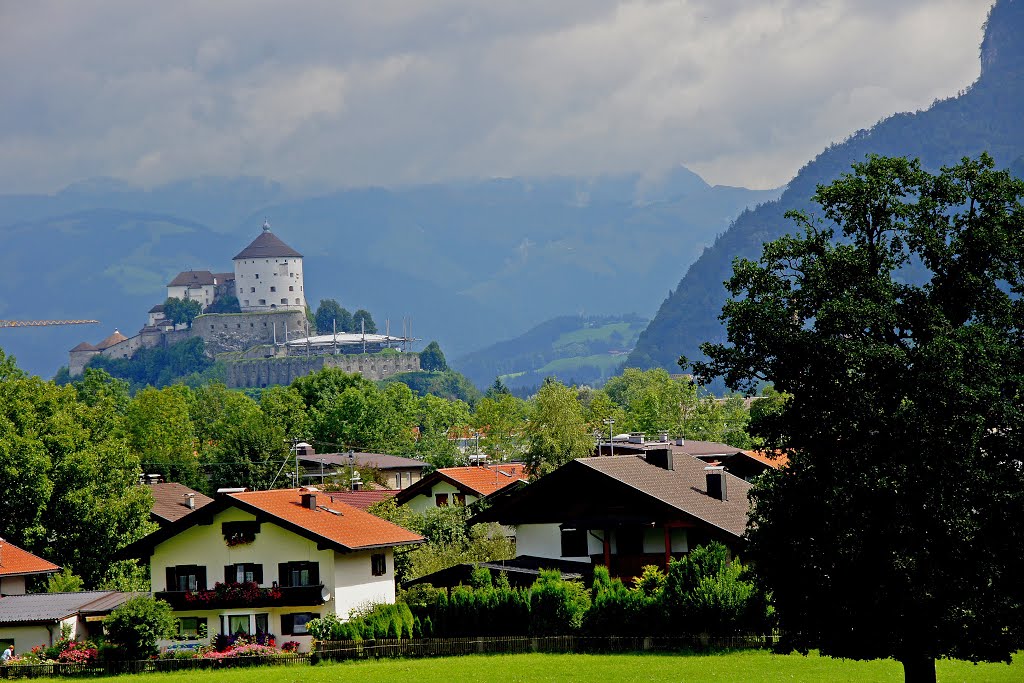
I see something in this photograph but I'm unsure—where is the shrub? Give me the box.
[529,570,591,635]
[103,596,176,659]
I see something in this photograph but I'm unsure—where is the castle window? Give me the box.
[244,301,249,306]
[237,324,241,329]
[259,299,266,305]
[270,286,276,292]
[295,299,300,305]
[210,325,215,330]
[290,273,294,277]
[289,286,294,291]
[281,298,287,304]
[255,274,259,279]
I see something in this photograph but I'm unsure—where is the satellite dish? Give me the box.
[321,587,331,602]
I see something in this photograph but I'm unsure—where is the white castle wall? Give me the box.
[234,256,305,313]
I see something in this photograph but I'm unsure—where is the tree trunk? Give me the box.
[901,656,936,683]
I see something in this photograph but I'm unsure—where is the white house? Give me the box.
[0,539,59,596]
[233,222,306,313]
[393,464,527,515]
[166,271,219,308]
[120,488,422,651]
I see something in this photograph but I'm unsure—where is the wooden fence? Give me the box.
[0,635,774,678]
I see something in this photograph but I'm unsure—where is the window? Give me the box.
[371,553,387,576]
[560,529,589,558]
[295,298,300,304]
[289,286,294,291]
[255,613,269,635]
[225,563,263,584]
[177,617,206,638]
[435,493,449,507]
[454,493,467,506]
[281,298,288,304]
[255,274,259,279]
[278,561,319,587]
[281,613,317,636]
[259,299,266,305]
[616,527,644,555]
[250,287,255,293]
[244,300,249,306]
[270,286,276,292]
[166,565,206,592]
[228,615,250,635]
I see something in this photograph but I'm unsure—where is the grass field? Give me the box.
[30,651,1022,683]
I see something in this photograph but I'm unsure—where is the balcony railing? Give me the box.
[155,582,327,610]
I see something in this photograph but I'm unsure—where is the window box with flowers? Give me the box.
[157,582,327,609]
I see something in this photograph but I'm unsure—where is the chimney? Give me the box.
[646,448,674,471]
[705,466,727,501]
[301,493,317,510]
[184,493,195,510]
[675,437,685,447]
[659,431,669,442]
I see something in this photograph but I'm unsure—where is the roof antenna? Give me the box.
[262,219,271,232]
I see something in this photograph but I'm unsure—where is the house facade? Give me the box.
[0,592,140,652]
[122,488,421,651]
[0,540,59,596]
[393,464,528,514]
[474,454,751,582]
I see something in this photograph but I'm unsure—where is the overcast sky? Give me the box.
[0,0,994,193]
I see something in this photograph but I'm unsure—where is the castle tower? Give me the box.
[232,221,306,313]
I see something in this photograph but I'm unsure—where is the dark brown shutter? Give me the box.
[196,566,207,591]
[166,567,176,592]
[279,562,290,587]
[225,565,234,583]
[253,564,264,585]
[281,614,294,636]
[308,562,320,585]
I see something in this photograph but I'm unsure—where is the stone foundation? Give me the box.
[225,352,421,388]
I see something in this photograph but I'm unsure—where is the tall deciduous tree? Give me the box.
[314,298,353,334]
[352,309,377,334]
[524,379,593,476]
[694,155,1024,683]
[163,297,202,327]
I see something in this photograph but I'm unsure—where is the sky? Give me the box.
[0,0,994,194]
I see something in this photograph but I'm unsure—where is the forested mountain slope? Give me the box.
[628,0,1024,375]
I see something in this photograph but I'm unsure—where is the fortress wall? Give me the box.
[189,310,308,355]
[225,352,421,389]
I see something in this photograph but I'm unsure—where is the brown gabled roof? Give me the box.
[233,230,303,260]
[230,489,421,551]
[322,490,396,511]
[0,539,59,578]
[475,455,751,540]
[95,329,128,350]
[167,270,216,287]
[148,304,165,314]
[214,272,235,282]
[148,482,214,524]
[394,464,527,506]
[69,341,98,352]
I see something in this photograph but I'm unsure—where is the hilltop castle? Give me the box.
[70,224,420,386]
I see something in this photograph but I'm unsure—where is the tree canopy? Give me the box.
[314,298,353,334]
[694,154,1024,682]
[419,341,448,372]
[163,297,202,327]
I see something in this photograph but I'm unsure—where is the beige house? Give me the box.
[0,592,140,653]
[120,488,421,652]
[0,539,59,596]
[393,464,528,515]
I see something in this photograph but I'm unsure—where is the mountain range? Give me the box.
[0,168,778,378]
[628,0,1024,380]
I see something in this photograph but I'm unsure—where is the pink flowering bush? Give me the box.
[200,643,278,660]
[280,641,301,653]
[57,641,98,664]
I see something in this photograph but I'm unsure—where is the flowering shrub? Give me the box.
[200,643,278,660]
[280,641,301,653]
[57,641,98,664]
[183,582,282,606]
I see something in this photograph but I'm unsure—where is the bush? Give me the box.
[103,596,176,659]
[529,570,591,635]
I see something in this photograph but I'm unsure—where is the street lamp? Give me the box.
[347,449,362,491]
[603,418,615,457]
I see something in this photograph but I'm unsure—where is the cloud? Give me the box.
[0,0,992,192]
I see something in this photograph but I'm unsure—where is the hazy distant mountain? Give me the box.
[453,313,648,390]
[628,0,1024,379]
[0,167,777,378]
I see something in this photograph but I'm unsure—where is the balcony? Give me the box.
[155,582,327,610]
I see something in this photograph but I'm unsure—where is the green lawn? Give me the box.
[30,652,1022,683]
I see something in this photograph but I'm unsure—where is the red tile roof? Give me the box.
[440,465,528,496]
[0,539,59,578]
[742,450,789,469]
[394,464,528,506]
[95,329,128,350]
[230,489,421,551]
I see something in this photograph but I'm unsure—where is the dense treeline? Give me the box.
[0,344,768,588]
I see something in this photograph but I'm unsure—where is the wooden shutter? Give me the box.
[279,563,290,587]
[252,564,264,585]
[308,562,320,586]
[195,566,207,591]
[166,567,176,592]
[281,614,294,636]
[225,565,235,583]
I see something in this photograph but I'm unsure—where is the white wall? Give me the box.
[0,576,27,595]
[405,481,477,515]
[332,549,395,618]
[234,257,305,313]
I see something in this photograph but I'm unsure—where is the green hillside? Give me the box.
[454,314,646,390]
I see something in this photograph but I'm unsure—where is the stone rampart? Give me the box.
[225,352,421,389]
[189,310,308,355]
